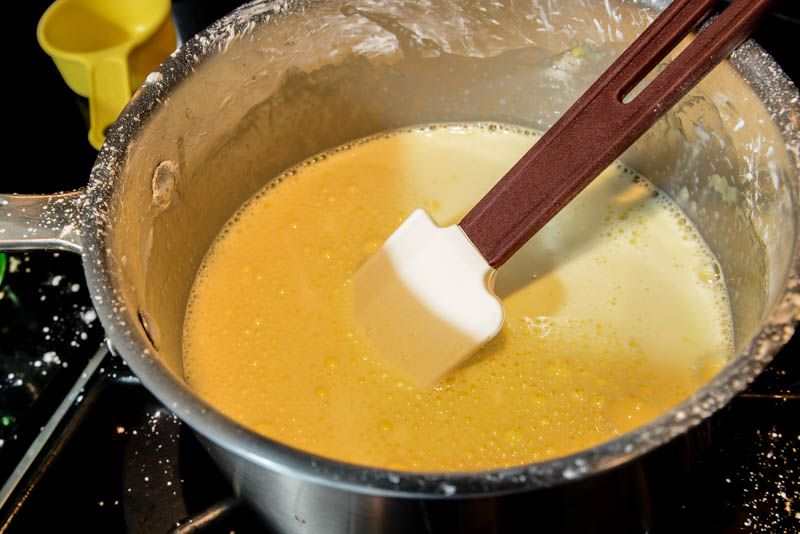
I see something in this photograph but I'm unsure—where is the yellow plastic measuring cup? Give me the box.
[38,0,176,149]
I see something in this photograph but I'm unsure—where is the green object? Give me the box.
[0,253,7,286]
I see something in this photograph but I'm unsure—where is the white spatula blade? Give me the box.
[353,209,504,386]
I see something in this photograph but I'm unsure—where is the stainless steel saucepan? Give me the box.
[2,1,798,532]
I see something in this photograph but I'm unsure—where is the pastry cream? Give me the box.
[183,123,733,471]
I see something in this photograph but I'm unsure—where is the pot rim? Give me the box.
[81,0,800,498]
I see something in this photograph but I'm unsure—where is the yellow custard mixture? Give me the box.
[183,124,733,471]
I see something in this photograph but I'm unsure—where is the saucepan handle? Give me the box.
[0,190,85,254]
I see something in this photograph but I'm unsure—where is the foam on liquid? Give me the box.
[183,123,733,471]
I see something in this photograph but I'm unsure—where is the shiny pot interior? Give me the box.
[85,0,799,497]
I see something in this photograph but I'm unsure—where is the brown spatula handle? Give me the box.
[459,0,775,268]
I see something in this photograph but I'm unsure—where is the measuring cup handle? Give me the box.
[88,57,131,150]
[0,190,85,253]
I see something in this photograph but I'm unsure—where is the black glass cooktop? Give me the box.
[1,1,799,533]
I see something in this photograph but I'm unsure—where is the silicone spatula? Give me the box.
[354,0,774,386]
